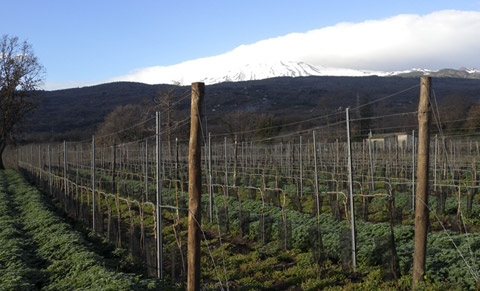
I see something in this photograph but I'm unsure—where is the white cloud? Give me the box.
[109,10,480,85]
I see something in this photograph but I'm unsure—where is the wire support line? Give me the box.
[349,111,418,123]
[69,116,156,144]
[209,84,420,139]
[351,83,420,111]
[416,196,479,282]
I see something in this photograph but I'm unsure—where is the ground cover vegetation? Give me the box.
[0,169,169,290]
[10,132,480,289]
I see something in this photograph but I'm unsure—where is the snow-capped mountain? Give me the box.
[199,61,387,84]
[195,61,480,85]
[101,10,480,90]
[111,58,480,87]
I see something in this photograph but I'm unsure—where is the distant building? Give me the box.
[365,132,414,149]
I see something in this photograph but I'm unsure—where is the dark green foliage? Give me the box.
[0,170,170,290]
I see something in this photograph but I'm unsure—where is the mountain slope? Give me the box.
[27,76,480,142]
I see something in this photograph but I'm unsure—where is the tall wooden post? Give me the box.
[412,76,431,288]
[156,111,163,279]
[187,82,204,291]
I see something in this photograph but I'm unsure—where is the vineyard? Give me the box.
[0,169,166,290]
[3,79,480,290]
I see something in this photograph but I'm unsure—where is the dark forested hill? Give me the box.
[26,76,480,141]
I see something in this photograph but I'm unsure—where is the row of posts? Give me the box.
[20,79,432,290]
[54,113,165,280]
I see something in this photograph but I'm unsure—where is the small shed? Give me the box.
[365,132,414,149]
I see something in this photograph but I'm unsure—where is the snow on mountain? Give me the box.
[464,68,480,74]
[193,61,480,85]
[190,61,388,85]
[102,10,480,89]
[111,58,480,86]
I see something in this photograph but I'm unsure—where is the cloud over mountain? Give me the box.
[110,10,480,85]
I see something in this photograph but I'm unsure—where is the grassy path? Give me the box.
[0,169,169,291]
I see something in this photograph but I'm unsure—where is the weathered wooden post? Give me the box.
[412,76,432,288]
[187,82,204,291]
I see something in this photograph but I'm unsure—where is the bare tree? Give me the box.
[219,112,278,142]
[464,100,480,132]
[96,104,149,145]
[152,82,188,156]
[0,35,44,168]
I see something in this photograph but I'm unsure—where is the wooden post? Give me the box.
[412,76,431,288]
[187,82,204,291]
[346,108,357,269]
[156,111,163,279]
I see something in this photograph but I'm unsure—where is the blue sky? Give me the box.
[2,0,480,89]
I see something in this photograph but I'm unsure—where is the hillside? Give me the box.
[26,76,480,141]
